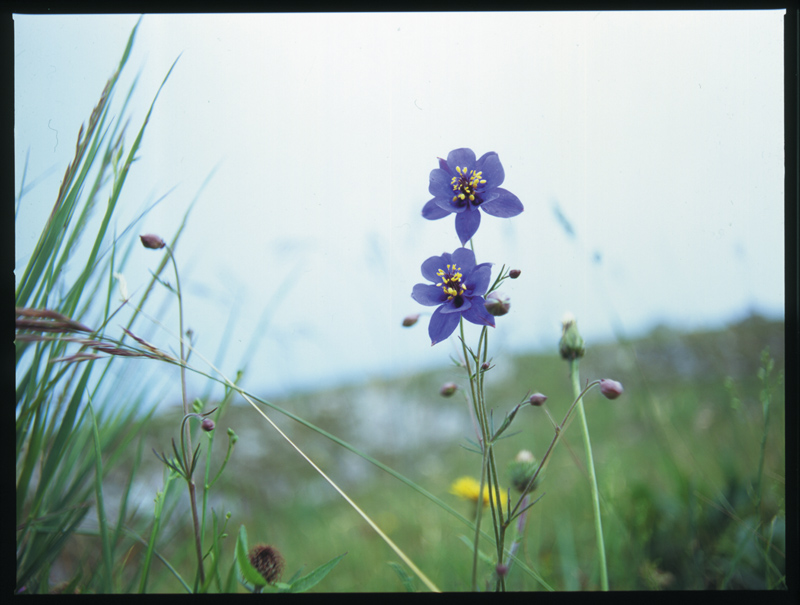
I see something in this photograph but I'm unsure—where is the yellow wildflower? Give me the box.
[450,476,508,508]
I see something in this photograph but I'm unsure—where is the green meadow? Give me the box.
[129,315,784,592]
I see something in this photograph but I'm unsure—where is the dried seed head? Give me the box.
[599,379,624,400]
[139,234,166,250]
[248,544,284,585]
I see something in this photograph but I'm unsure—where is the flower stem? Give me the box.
[167,246,205,589]
[569,358,608,591]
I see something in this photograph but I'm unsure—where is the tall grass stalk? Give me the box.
[15,18,190,593]
[569,358,609,591]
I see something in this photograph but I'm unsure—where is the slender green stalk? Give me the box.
[461,319,485,591]
[569,359,608,591]
[139,471,178,593]
[88,400,113,593]
[166,246,205,589]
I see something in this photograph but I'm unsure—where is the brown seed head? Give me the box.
[248,544,284,585]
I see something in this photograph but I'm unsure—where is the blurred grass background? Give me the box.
[57,313,784,592]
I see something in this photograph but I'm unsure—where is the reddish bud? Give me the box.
[402,314,420,327]
[509,269,521,279]
[599,379,623,400]
[440,382,458,397]
[485,292,511,316]
[528,393,548,406]
[140,234,166,249]
[201,418,215,432]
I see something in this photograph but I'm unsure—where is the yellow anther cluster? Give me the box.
[451,166,487,203]
[436,264,467,300]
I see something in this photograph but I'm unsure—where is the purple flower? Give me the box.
[411,247,496,345]
[422,148,524,245]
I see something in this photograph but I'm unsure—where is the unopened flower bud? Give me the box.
[481,362,490,371]
[139,234,166,250]
[515,449,535,463]
[599,379,623,400]
[508,450,539,494]
[485,292,511,317]
[509,269,521,279]
[402,314,420,327]
[559,312,585,360]
[528,392,547,406]
[496,563,509,577]
[440,382,458,397]
[201,418,215,432]
[248,544,284,585]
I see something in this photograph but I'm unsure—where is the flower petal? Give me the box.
[420,252,450,282]
[422,198,452,220]
[451,247,477,275]
[411,283,446,306]
[439,297,471,313]
[429,306,462,346]
[480,188,524,218]
[455,208,481,245]
[475,151,505,189]
[428,168,454,198]
[461,298,496,328]
[436,197,467,214]
[446,148,477,172]
[465,263,492,297]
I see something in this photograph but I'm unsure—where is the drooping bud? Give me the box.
[139,234,166,250]
[201,418,215,432]
[440,382,458,397]
[599,379,624,400]
[508,450,539,494]
[559,312,585,360]
[485,292,511,317]
[248,544,284,585]
[509,269,521,279]
[528,392,547,406]
[402,313,420,327]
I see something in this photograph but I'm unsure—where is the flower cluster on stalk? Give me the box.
[412,148,523,346]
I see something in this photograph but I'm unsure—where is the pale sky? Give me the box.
[15,12,785,397]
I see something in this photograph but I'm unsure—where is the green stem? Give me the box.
[569,359,608,591]
[461,320,484,592]
[167,246,205,589]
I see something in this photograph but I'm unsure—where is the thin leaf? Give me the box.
[280,552,347,593]
[235,526,267,588]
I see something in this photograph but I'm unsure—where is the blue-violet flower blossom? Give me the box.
[411,247,496,346]
[422,148,524,245]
